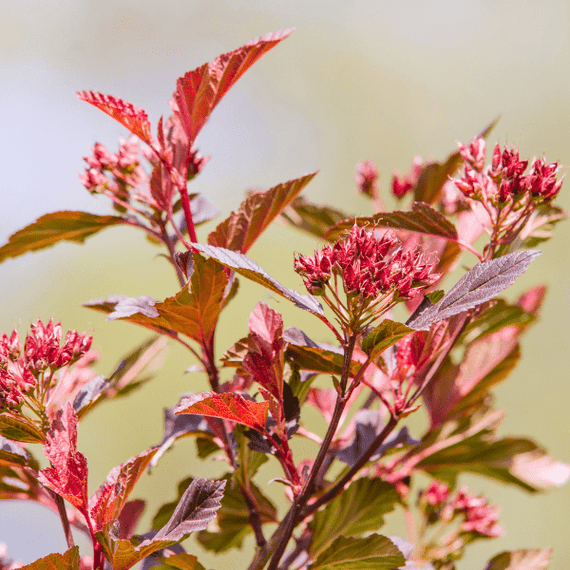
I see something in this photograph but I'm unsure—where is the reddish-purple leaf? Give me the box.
[408,251,542,330]
[76,91,152,145]
[38,404,89,510]
[116,499,146,539]
[280,196,351,240]
[208,172,317,253]
[89,447,158,532]
[325,202,458,242]
[18,547,80,570]
[155,477,226,540]
[191,243,324,316]
[175,392,268,432]
[0,211,125,264]
[85,254,229,344]
[172,29,293,144]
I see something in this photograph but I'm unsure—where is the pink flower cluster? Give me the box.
[454,137,564,205]
[79,136,146,194]
[0,320,92,410]
[420,481,503,539]
[294,224,439,300]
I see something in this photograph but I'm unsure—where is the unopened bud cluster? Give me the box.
[453,137,564,206]
[294,224,439,303]
[0,319,92,411]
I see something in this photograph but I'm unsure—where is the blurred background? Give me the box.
[1,1,570,568]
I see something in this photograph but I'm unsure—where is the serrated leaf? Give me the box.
[280,196,352,240]
[308,478,399,556]
[172,29,292,144]
[19,546,80,570]
[361,320,415,360]
[325,202,458,242]
[208,172,317,253]
[196,475,277,552]
[311,534,405,570]
[175,392,268,432]
[0,414,45,444]
[484,548,552,570]
[0,211,124,264]
[76,91,152,144]
[89,447,158,532]
[407,251,542,330]
[191,243,324,316]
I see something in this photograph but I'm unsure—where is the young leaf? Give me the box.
[172,29,293,144]
[191,243,324,316]
[208,172,318,253]
[407,251,542,330]
[0,211,124,264]
[89,447,158,532]
[361,320,415,361]
[76,91,152,145]
[18,547,80,570]
[280,196,352,240]
[325,202,458,242]
[196,476,277,552]
[38,404,89,510]
[175,392,268,432]
[484,548,552,570]
[308,478,400,556]
[0,413,45,444]
[310,534,405,570]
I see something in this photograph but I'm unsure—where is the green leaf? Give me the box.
[484,548,552,570]
[0,435,36,467]
[280,196,351,240]
[308,478,400,556]
[519,203,568,249]
[191,243,324,316]
[286,344,354,375]
[208,172,317,253]
[0,414,45,444]
[0,211,124,263]
[361,320,415,360]
[197,475,277,552]
[311,534,405,570]
[19,547,80,570]
[325,202,458,242]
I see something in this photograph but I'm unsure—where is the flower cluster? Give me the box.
[294,224,439,302]
[453,137,564,206]
[419,481,503,539]
[0,320,92,411]
[79,136,146,197]
[355,160,379,199]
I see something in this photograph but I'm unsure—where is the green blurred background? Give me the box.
[1,1,570,568]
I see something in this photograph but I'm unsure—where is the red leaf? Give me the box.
[89,447,158,532]
[208,172,317,253]
[38,404,89,510]
[175,392,268,432]
[76,91,152,145]
[173,29,293,144]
